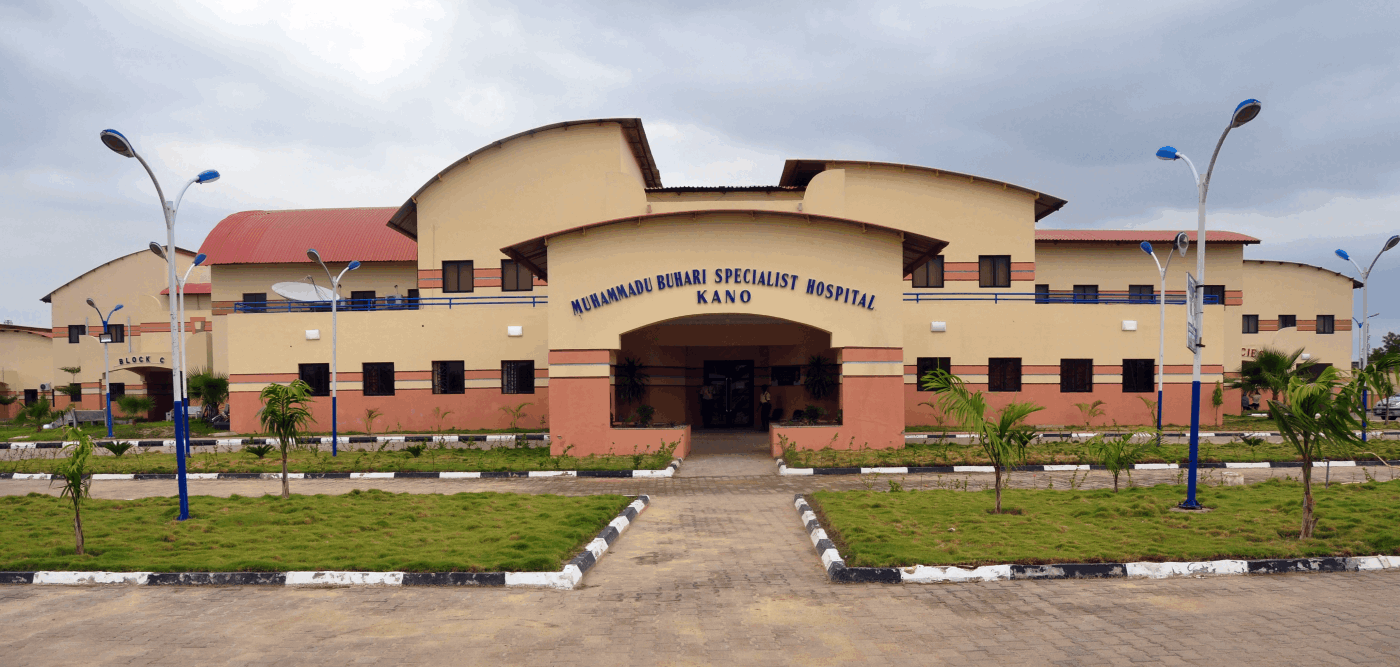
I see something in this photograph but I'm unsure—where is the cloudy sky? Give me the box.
[3,0,1399,353]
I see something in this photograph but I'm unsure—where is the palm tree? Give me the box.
[804,355,837,400]
[116,395,155,422]
[1267,367,1365,539]
[258,381,316,499]
[1230,347,1315,407]
[14,397,71,432]
[923,370,1043,513]
[51,428,95,555]
[615,357,649,417]
[187,368,230,420]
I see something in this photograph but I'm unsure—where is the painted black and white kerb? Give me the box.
[0,496,649,590]
[0,459,681,482]
[793,494,1400,584]
[0,432,550,450]
[777,458,1398,476]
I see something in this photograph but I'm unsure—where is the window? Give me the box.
[978,255,1011,288]
[1034,284,1050,304]
[242,292,267,313]
[405,288,420,311]
[1242,315,1259,334]
[109,382,126,399]
[443,260,474,293]
[912,257,945,288]
[68,324,86,343]
[24,389,38,405]
[1129,285,1154,304]
[1122,359,1154,393]
[502,260,534,292]
[432,360,465,394]
[1317,315,1335,335]
[350,290,375,311]
[1202,285,1225,305]
[106,323,125,344]
[298,363,330,396]
[502,360,535,395]
[771,366,801,386]
[988,358,1022,392]
[363,362,395,396]
[66,383,82,401]
[915,357,952,391]
[1279,315,1297,329]
[1060,359,1093,393]
[1072,285,1099,304]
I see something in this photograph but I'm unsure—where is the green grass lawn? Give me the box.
[0,445,674,474]
[810,479,1400,568]
[0,420,223,442]
[0,490,631,572]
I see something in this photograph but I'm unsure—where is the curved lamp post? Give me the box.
[85,299,124,438]
[1155,98,1262,510]
[101,128,219,521]
[1336,235,1400,441]
[1140,232,1190,446]
[307,249,360,456]
[148,246,208,424]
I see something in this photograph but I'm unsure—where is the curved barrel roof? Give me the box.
[199,207,416,265]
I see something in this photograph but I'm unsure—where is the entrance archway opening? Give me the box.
[126,367,174,421]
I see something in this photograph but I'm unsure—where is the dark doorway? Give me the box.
[702,360,753,428]
[143,372,174,422]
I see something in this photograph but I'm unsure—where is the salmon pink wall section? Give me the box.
[902,383,1236,429]
[229,387,550,434]
[594,425,690,459]
[548,376,612,455]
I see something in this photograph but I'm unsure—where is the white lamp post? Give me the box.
[100,128,218,522]
[1155,98,1262,510]
[85,299,124,438]
[1335,235,1400,441]
[307,249,360,456]
[1140,232,1189,446]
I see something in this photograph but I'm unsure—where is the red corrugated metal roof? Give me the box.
[200,208,416,265]
[1035,230,1259,244]
[159,283,211,295]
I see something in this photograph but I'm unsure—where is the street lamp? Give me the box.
[307,248,360,456]
[1155,98,1262,510]
[85,299,124,438]
[101,128,219,522]
[1335,235,1400,441]
[1141,232,1190,446]
[148,246,208,422]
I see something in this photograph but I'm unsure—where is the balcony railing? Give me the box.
[904,291,1218,305]
[234,295,547,313]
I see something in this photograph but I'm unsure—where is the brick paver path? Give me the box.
[2,433,1398,665]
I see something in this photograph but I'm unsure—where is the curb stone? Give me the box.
[776,457,1398,476]
[0,496,649,590]
[0,433,551,450]
[0,459,682,482]
[905,431,1400,440]
[792,494,1400,584]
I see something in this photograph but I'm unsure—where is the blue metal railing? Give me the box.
[233,295,548,313]
[904,291,1219,305]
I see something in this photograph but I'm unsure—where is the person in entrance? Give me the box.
[759,385,772,430]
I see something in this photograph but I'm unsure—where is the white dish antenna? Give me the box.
[272,282,338,302]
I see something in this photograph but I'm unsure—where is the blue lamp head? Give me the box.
[347,261,362,271]
[1155,146,1180,161]
[112,304,124,313]
[100,129,135,158]
[193,253,207,266]
[1335,249,1350,261]
[1231,99,1262,128]
[1140,241,1154,255]
[195,169,220,184]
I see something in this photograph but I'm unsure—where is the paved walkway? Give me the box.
[1,451,1398,665]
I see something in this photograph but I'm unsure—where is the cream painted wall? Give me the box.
[210,262,418,303]
[1240,260,1354,367]
[0,329,52,393]
[645,190,804,214]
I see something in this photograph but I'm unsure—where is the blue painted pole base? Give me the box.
[1180,380,1203,510]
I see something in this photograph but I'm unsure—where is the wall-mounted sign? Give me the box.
[570,267,877,316]
[117,356,166,366]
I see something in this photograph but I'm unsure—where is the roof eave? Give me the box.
[779,159,1067,221]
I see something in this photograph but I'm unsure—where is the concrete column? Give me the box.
[838,347,905,449]
[546,349,616,456]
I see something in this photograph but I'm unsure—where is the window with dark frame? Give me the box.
[1035,284,1050,304]
[68,324,86,343]
[1242,315,1259,334]
[915,357,952,391]
[1122,359,1154,393]
[66,384,82,401]
[404,289,420,310]
[1316,315,1335,335]
[363,362,395,396]
[1060,359,1093,393]
[432,360,465,394]
[349,290,375,311]
[242,292,267,313]
[1279,314,1297,329]
[298,363,330,396]
[912,256,945,288]
[501,260,534,292]
[1129,285,1154,304]
[24,389,38,405]
[106,323,125,343]
[502,360,535,395]
[109,382,126,399]
[1203,285,1226,305]
[1072,285,1099,304]
[771,366,801,386]
[978,255,1011,288]
[442,260,474,293]
[988,358,1022,392]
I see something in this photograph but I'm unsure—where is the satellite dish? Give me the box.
[272,282,338,302]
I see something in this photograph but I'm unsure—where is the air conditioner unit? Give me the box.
[40,383,51,391]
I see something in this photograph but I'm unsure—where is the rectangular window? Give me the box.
[912,256,945,288]
[363,362,395,397]
[432,360,465,394]
[978,255,1011,288]
[405,288,420,311]
[242,292,268,313]
[1316,315,1335,335]
[66,383,82,401]
[1072,285,1099,304]
[1203,285,1225,305]
[1034,284,1050,304]
[1129,285,1154,304]
[298,363,330,396]
[442,260,474,293]
[1060,359,1093,393]
[109,382,126,399]
[1122,359,1154,393]
[501,260,534,292]
[988,358,1022,392]
[68,324,86,343]
[1242,314,1259,334]
[24,389,38,405]
[771,365,801,386]
[915,357,952,391]
[106,323,125,343]
[350,290,375,311]
[1279,315,1297,329]
[502,360,535,395]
